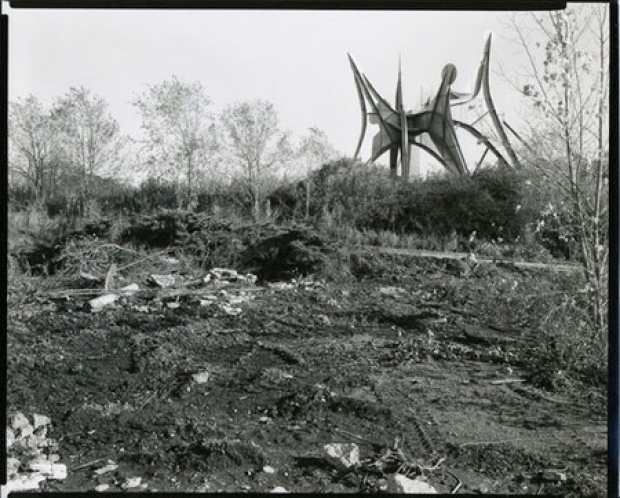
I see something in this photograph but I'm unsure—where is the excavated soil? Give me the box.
[6,255,607,495]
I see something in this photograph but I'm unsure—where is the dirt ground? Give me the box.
[6,254,607,495]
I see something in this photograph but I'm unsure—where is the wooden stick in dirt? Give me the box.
[70,457,109,472]
[333,427,376,445]
[459,438,521,448]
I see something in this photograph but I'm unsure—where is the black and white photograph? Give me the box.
[4,2,613,495]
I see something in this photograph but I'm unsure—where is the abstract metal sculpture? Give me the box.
[349,33,520,178]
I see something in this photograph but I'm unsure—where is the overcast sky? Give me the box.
[6,5,538,162]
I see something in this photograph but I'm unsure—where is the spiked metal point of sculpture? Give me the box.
[348,33,520,178]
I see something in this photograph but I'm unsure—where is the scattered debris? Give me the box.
[3,474,47,493]
[89,293,119,311]
[323,443,360,470]
[5,412,65,493]
[386,473,438,494]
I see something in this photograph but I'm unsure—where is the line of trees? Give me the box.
[9,78,340,219]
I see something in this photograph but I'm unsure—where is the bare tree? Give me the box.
[51,87,126,203]
[9,96,62,205]
[507,4,609,337]
[133,76,216,209]
[294,127,340,218]
[219,100,292,220]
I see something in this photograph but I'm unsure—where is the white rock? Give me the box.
[122,477,142,489]
[16,435,40,452]
[20,424,34,438]
[32,413,51,429]
[149,274,175,288]
[30,462,67,480]
[379,286,405,295]
[323,443,360,470]
[270,486,290,493]
[7,457,20,476]
[221,305,242,316]
[259,416,272,424]
[7,427,15,449]
[263,465,276,474]
[119,283,140,295]
[80,271,100,281]
[386,474,438,494]
[94,463,118,475]
[33,425,48,439]
[191,371,210,384]
[11,412,30,430]
[89,293,119,311]
[541,469,567,482]
[5,474,47,493]
[95,484,110,492]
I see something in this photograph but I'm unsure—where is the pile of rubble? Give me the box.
[49,265,260,317]
[5,412,66,494]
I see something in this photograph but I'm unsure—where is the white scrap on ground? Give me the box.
[89,293,119,311]
[270,486,290,493]
[122,476,143,489]
[191,371,210,384]
[323,442,360,470]
[386,473,438,494]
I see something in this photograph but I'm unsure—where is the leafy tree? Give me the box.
[507,4,609,337]
[219,100,293,220]
[133,76,216,208]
